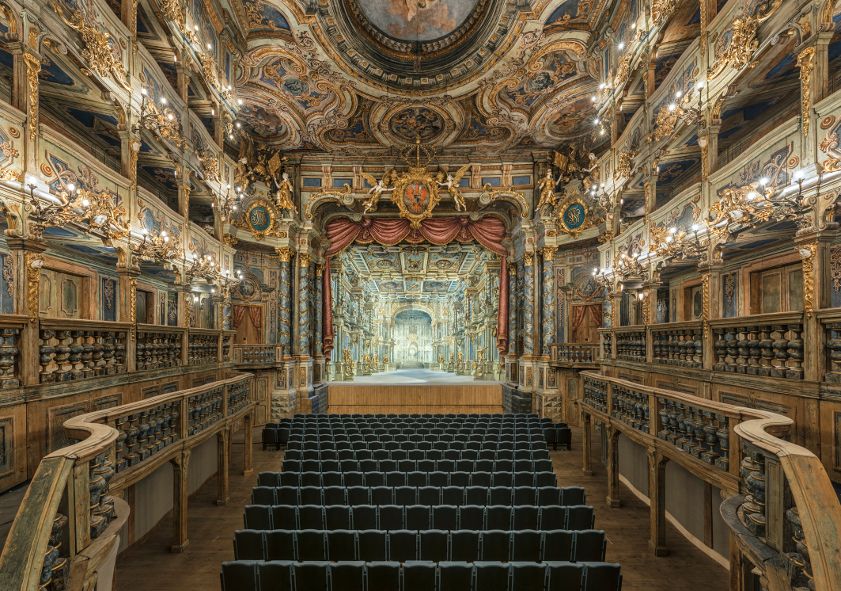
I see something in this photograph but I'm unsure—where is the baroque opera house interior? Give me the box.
[3,0,841,589]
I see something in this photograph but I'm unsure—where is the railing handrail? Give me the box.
[39,317,134,331]
[580,370,841,591]
[137,323,187,333]
[69,373,251,428]
[580,370,764,422]
[0,372,254,591]
[649,320,704,331]
[708,311,804,328]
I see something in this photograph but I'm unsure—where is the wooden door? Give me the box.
[40,269,87,318]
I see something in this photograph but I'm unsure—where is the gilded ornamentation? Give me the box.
[616,150,635,179]
[709,13,759,77]
[275,247,291,262]
[543,247,555,262]
[652,0,679,27]
[701,273,711,322]
[799,242,817,313]
[22,52,40,142]
[138,95,185,148]
[237,199,279,240]
[25,252,42,322]
[299,253,310,268]
[159,0,186,29]
[25,187,128,245]
[536,168,559,211]
[305,184,354,220]
[653,103,680,142]
[129,277,137,324]
[523,252,534,266]
[275,173,297,215]
[2,252,14,297]
[797,47,815,138]
[72,13,129,87]
[198,150,220,182]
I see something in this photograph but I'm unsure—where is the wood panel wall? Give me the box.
[327,384,504,415]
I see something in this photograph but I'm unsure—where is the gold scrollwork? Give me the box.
[800,242,817,313]
[22,52,40,142]
[797,46,815,138]
[25,252,42,322]
[709,13,759,77]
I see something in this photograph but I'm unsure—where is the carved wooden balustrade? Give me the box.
[614,327,646,362]
[599,328,613,360]
[650,321,703,369]
[232,344,280,366]
[709,313,804,380]
[188,329,221,366]
[0,315,25,389]
[0,373,254,591]
[550,343,600,366]
[819,309,841,391]
[578,371,841,591]
[38,319,130,384]
[136,325,184,371]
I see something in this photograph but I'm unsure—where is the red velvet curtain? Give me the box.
[322,258,334,356]
[571,305,588,332]
[325,217,507,257]
[323,216,510,356]
[233,305,247,329]
[248,306,263,331]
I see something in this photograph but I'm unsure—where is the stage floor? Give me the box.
[332,369,499,385]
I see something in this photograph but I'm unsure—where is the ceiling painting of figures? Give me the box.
[359,0,479,41]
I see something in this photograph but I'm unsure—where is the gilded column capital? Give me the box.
[275,247,292,262]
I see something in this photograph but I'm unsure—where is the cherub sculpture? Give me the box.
[361,170,395,213]
[436,163,471,212]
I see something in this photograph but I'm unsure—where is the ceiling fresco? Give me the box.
[231,0,602,154]
[359,0,479,41]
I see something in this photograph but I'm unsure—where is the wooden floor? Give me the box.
[114,427,729,591]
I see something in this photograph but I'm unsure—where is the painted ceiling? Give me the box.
[231,0,599,153]
[359,0,478,41]
[341,243,489,299]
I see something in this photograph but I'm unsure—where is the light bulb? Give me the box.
[66,183,76,192]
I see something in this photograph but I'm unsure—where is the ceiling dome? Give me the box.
[358,0,479,42]
[315,0,526,94]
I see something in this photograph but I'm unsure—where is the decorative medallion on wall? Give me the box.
[392,169,442,229]
[558,197,589,238]
[241,199,279,240]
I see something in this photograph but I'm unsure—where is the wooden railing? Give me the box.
[598,312,813,382]
[550,342,600,365]
[0,373,255,591]
[232,344,281,366]
[709,312,805,380]
[579,371,841,591]
[650,321,703,369]
[614,327,646,362]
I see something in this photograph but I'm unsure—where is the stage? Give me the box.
[326,370,504,414]
[332,369,498,385]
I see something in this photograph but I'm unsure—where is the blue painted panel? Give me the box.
[303,177,322,188]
